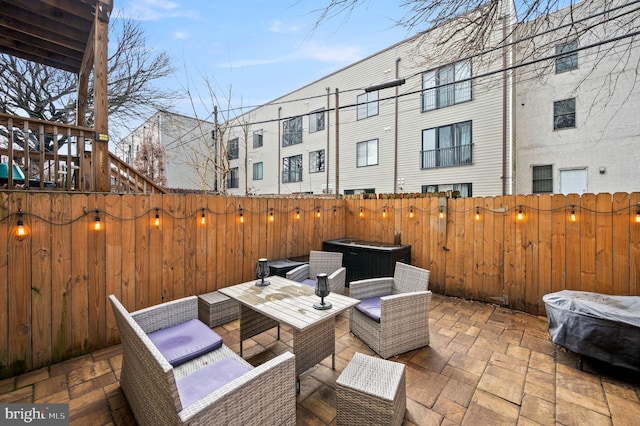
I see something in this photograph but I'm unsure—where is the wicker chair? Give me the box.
[109,295,296,426]
[349,262,432,359]
[286,250,346,295]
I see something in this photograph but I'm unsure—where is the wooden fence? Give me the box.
[1,191,638,378]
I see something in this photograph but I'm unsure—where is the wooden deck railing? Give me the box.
[0,112,165,194]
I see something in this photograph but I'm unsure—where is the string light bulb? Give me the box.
[570,204,576,222]
[316,207,321,218]
[439,206,444,219]
[475,206,480,221]
[16,209,26,237]
[382,206,387,218]
[269,208,274,222]
[200,209,206,225]
[154,208,160,227]
[333,206,337,216]
[296,208,300,220]
[517,205,523,221]
[409,206,414,219]
[635,203,640,223]
[359,206,364,218]
[94,208,101,231]
[238,206,244,224]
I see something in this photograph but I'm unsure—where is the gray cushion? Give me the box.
[355,296,383,322]
[176,357,251,408]
[147,319,223,366]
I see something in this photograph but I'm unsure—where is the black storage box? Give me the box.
[322,238,411,286]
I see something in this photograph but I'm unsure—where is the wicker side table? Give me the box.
[336,352,406,426]
[198,291,239,328]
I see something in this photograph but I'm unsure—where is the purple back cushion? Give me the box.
[301,278,316,287]
[147,319,223,366]
[355,296,383,322]
[177,357,251,408]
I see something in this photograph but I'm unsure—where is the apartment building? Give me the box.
[514,0,640,195]
[223,0,516,197]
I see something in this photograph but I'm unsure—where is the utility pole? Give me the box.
[334,88,339,197]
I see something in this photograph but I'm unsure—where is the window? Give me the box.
[282,154,303,183]
[554,98,576,129]
[422,183,472,198]
[422,60,472,111]
[357,91,378,120]
[356,139,378,167]
[533,165,553,193]
[421,121,472,168]
[227,137,239,160]
[309,110,325,133]
[253,162,263,180]
[309,149,325,173]
[344,188,376,195]
[556,40,578,73]
[282,116,302,146]
[253,129,263,148]
[227,167,239,188]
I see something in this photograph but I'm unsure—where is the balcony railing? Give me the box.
[0,112,165,194]
[421,144,473,169]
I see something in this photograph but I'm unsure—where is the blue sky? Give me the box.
[114,0,413,123]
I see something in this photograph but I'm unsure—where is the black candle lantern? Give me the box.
[255,258,270,287]
[313,273,332,310]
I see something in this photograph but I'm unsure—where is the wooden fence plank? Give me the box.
[595,193,613,295]
[149,194,164,303]
[51,194,72,362]
[580,193,597,293]
[565,194,582,290]
[70,194,88,356]
[537,194,553,314]
[550,194,567,293]
[0,193,9,374]
[630,192,640,296]
[105,194,122,345]
[30,193,51,369]
[88,193,106,351]
[523,194,539,314]
[134,195,151,310]
[120,195,136,310]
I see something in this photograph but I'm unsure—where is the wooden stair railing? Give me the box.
[109,152,166,194]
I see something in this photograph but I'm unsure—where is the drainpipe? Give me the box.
[501,14,508,196]
[326,87,330,195]
[394,57,401,194]
[278,107,282,194]
[334,88,340,196]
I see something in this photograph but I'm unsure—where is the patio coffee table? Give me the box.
[219,275,360,390]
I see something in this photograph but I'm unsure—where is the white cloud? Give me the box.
[299,42,364,64]
[268,19,301,33]
[117,0,199,21]
[174,31,188,40]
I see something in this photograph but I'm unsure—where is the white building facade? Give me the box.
[515,0,640,195]
[116,111,217,191]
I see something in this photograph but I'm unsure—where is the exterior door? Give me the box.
[559,168,587,194]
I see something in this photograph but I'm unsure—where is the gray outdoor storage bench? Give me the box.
[109,294,296,426]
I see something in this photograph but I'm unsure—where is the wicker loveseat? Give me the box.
[349,262,432,359]
[109,295,296,426]
[286,250,346,295]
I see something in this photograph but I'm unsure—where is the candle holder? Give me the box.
[255,258,270,287]
[313,273,332,310]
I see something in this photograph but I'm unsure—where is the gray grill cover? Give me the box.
[542,290,640,372]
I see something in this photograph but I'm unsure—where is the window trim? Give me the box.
[553,98,576,130]
[555,40,578,73]
[356,139,379,167]
[227,137,239,160]
[253,161,263,180]
[227,167,239,188]
[282,116,303,147]
[309,149,325,173]
[309,109,325,133]
[282,154,303,183]
[421,120,472,169]
[422,60,472,112]
[356,91,379,120]
[253,129,263,148]
[532,165,553,194]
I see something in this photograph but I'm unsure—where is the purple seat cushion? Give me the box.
[355,296,383,323]
[147,319,223,366]
[176,357,251,408]
[301,278,316,287]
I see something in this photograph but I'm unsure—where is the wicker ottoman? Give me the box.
[198,291,239,328]
[336,352,406,426]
